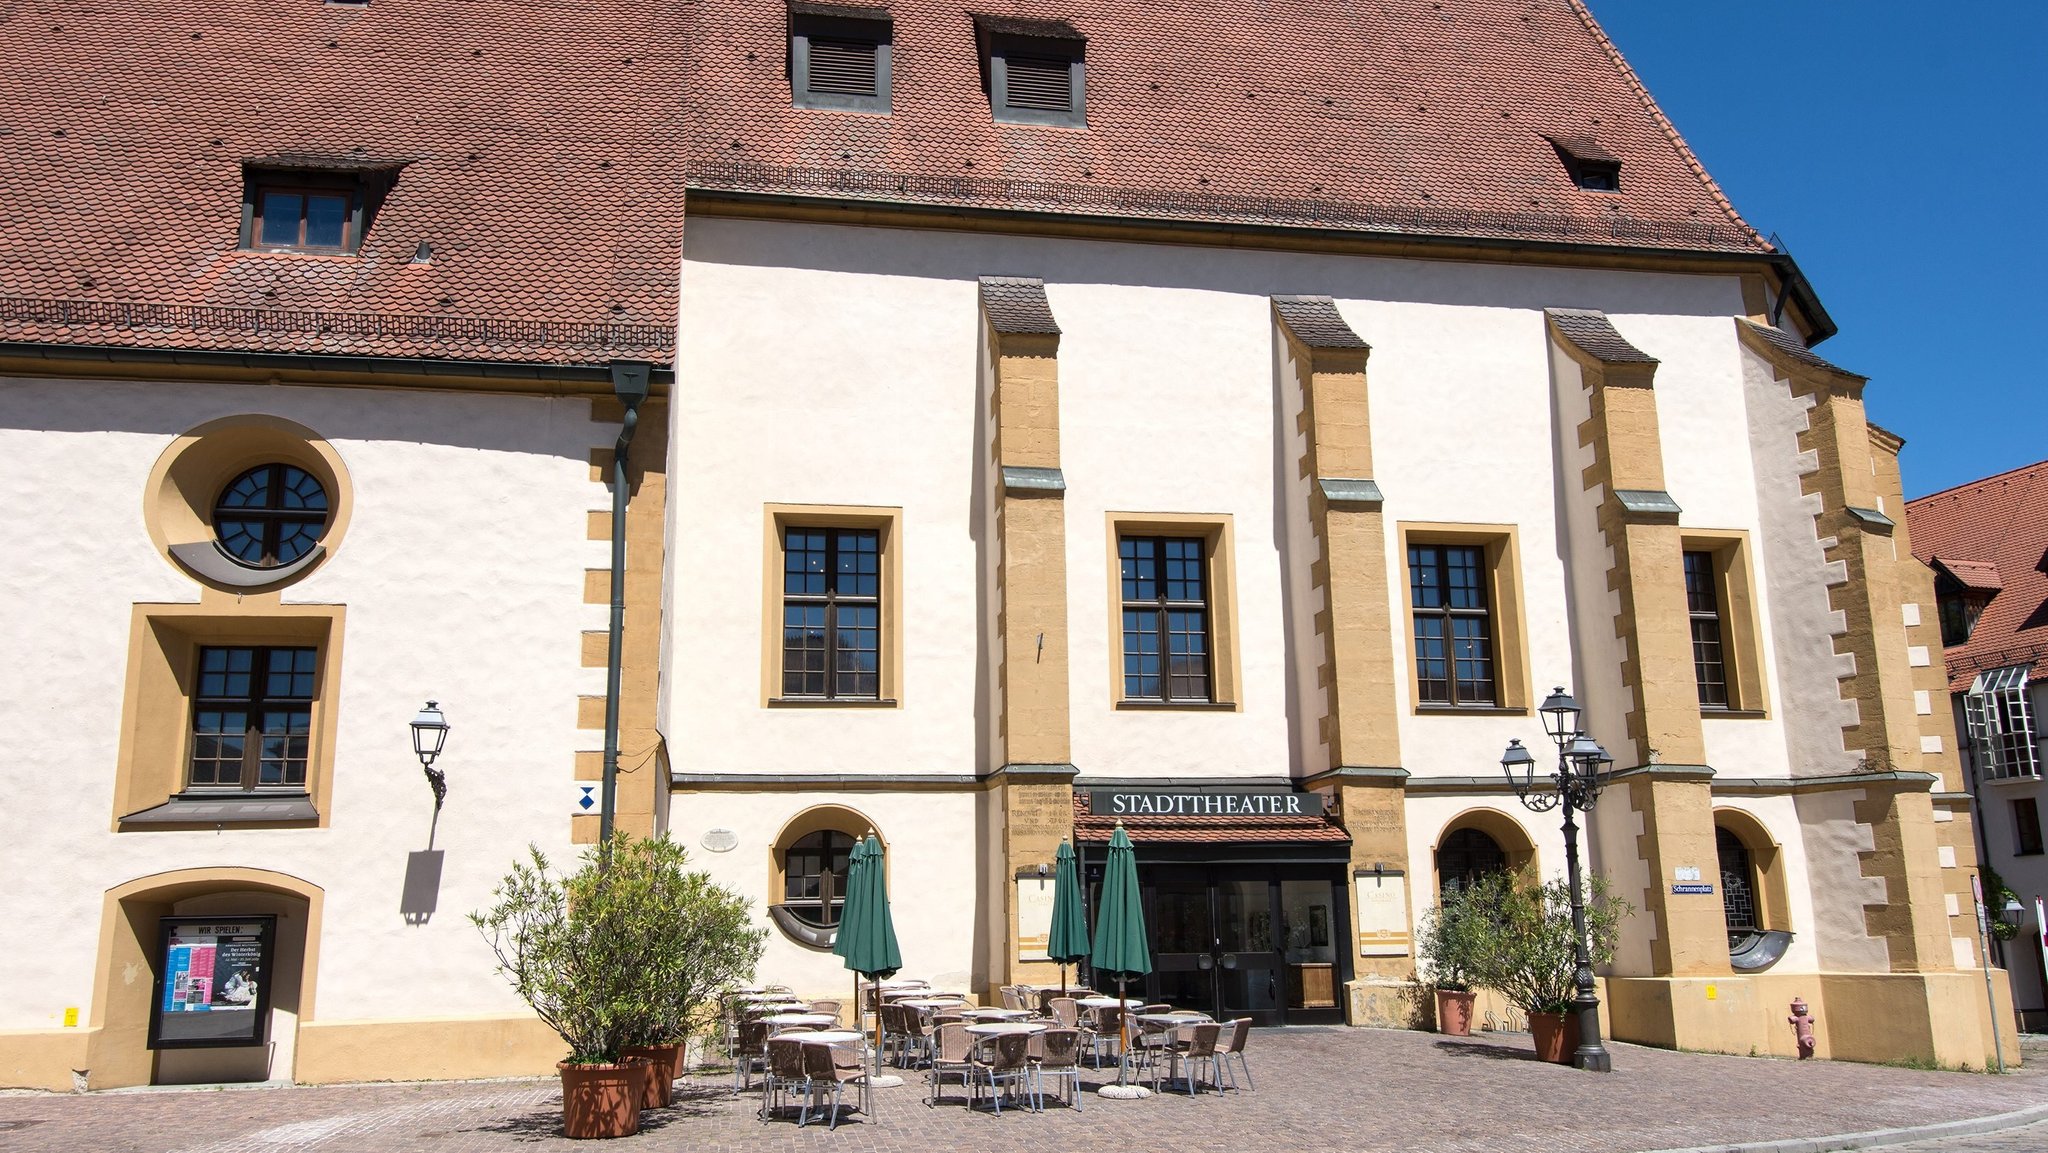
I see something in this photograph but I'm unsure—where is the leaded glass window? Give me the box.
[781,528,881,699]
[213,464,330,569]
[1436,827,1507,896]
[189,645,318,790]
[1120,536,1211,702]
[1409,544,1494,706]
[1717,826,1759,945]
[1685,551,1730,708]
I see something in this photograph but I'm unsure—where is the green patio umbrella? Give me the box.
[1089,823,1151,1080]
[1046,839,1090,995]
[833,833,901,1070]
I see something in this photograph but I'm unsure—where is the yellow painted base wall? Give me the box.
[0,1028,91,1091]
[294,1016,568,1084]
[1607,971,2020,1070]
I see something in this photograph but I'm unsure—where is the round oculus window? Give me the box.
[213,464,331,568]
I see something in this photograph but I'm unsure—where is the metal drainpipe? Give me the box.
[600,360,652,846]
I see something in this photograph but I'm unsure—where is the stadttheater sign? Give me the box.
[1089,788,1326,817]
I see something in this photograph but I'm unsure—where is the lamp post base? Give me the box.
[1572,1046,1612,1073]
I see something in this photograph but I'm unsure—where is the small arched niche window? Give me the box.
[1716,825,1759,943]
[214,464,331,569]
[1436,827,1507,897]
[781,829,856,929]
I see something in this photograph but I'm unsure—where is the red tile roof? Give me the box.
[0,1,682,367]
[1072,794,1351,846]
[1905,460,2048,691]
[684,0,1770,253]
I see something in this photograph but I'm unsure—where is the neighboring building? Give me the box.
[1906,460,2048,1032]
[0,2,680,1089]
[0,0,2017,1091]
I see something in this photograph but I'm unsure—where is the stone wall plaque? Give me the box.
[1352,871,1411,957]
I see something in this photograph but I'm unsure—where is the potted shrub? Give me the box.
[1417,888,1485,1036]
[1463,872,1629,1063]
[473,836,765,1138]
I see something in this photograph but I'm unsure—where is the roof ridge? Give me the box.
[1565,0,1768,253]
[1905,457,2048,507]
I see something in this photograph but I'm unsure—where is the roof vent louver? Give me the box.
[806,37,879,97]
[1003,56,1073,111]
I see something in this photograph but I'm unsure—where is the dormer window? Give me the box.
[1548,134,1622,192]
[974,14,1086,127]
[1932,557,2002,646]
[249,177,359,252]
[240,156,404,255]
[790,2,892,113]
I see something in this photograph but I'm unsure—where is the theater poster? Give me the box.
[148,917,276,1049]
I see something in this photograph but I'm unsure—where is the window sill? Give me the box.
[1114,699,1238,711]
[1415,705,1528,717]
[120,791,318,828]
[1701,707,1768,720]
[767,697,898,709]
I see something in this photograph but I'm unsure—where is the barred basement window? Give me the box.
[791,8,892,113]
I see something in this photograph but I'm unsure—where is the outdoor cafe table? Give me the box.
[762,1013,840,1029]
[960,1007,1032,1021]
[1134,1011,1211,1025]
[963,1021,1048,1037]
[745,1003,808,1016]
[898,998,967,1011]
[792,1029,864,1047]
[879,979,928,989]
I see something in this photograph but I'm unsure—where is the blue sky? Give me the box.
[1585,2,2046,498]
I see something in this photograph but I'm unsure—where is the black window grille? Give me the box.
[781,528,881,699]
[1717,826,1758,943]
[189,646,318,790]
[1120,536,1211,702]
[1685,551,1730,708]
[1409,544,1494,706]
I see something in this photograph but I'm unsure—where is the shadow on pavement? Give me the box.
[1434,1039,1544,1062]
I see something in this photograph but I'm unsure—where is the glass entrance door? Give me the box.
[1136,867,1345,1026]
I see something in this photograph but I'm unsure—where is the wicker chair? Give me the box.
[732,1018,770,1092]
[1083,1005,1123,1068]
[926,1022,974,1106]
[759,1036,812,1122]
[1029,1027,1084,1110]
[968,1031,1034,1114]
[801,1041,870,1129]
[1158,1022,1222,1095]
[808,999,842,1023]
[1219,1017,1254,1090]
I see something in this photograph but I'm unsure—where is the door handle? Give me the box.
[1220,953,1238,970]
[1197,954,1214,970]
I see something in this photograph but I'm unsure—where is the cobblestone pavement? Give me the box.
[3,1028,2045,1153]
[1879,1118,2048,1152]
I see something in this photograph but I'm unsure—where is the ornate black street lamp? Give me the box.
[1500,686,1614,1072]
[411,700,451,810]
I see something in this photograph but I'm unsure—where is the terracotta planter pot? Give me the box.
[1529,1011,1580,1064]
[558,1060,644,1139]
[1435,990,1477,1037]
[619,1045,680,1108]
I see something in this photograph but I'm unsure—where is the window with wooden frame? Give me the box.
[187,645,320,791]
[789,6,892,113]
[1408,543,1496,707]
[1106,514,1239,709]
[782,829,857,927]
[2015,798,2045,857]
[780,527,881,700]
[1684,550,1730,708]
[1680,533,1767,715]
[242,173,364,253]
[1119,536,1212,703]
[976,17,1086,127]
[1399,524,1530,713]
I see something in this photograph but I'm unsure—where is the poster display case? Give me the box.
[147,916,276,1049]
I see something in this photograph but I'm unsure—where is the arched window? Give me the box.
[781,829,856,928]
[1436,827,1506,896]
[1717,826,1758,943]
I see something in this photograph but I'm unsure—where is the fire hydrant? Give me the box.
[1788,997,1817,1059]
